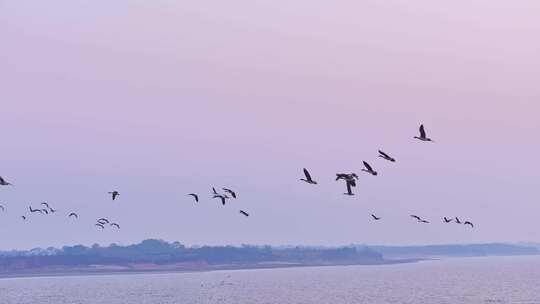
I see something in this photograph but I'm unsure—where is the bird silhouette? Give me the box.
[455,217,462,224]
[68,213,78,219]
[362,161,378,176]
[188,193,199,203]
[410,215,421,221]
[41,209,49,215]
[108,191,120,200]
[29,206,43,214]
[223,188,237,199]
[300,168,317,184]
[414,124,434,142]
[371,214,381,220]
[378,150,396,162]
[97,218,110,224]
[0,176,12,186]
[239,210,249,217]
[21,215,27,221]
[41,202,50,208]
[95,223,105,229]
[110,223,120,229]
[464,221,474,228]
[444,217,453,223]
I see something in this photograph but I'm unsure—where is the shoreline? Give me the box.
[0,259,421,280]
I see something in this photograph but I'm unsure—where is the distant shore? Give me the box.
[0,259,421,280]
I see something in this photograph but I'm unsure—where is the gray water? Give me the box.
[1,256,539,304]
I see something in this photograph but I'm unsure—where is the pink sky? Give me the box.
[1,0,540,249]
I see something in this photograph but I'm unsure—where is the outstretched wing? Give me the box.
[303,168,313,181]
[363,161,373,172]
[419,124,426,138]
[378,150,390,158]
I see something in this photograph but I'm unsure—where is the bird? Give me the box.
[300,168,317,184]
[21,215,26,221]
[419,219,430,224]
[188,193,199,203]
[0,176,12,186]
[68,213,78,219]
[378,150,396,162]
[110,223,120,229]
[97,218,110,224]
[95,223,105,229]
[223,188,237,199]
[410,215,422,221]
[41,202,50,208]
[371,214,381,220]
[455,217,462,224]
[414,124,434,142]
[464,221,474,228]
[29,206,43,214]
[213,195,227,205]
[362,161,378,176]
[0,205,4,212]
[108,191,120,200]
[239,210,249,217]
[443,217,453,223]
[49,208,57,213]
[41,209,49,215]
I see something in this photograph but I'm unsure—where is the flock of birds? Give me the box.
[298,124,474,228]
[0,124,474,234]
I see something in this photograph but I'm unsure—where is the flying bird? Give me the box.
[455,217,462,224]
[464,221,474,228]
[414,124,434,142]
[213,195,227,205]
[95,223,105,229]
[108,191,120,200]
[41,202,50,208]
[188,193,199,203]
[0,176,12,186]
[410,215,422,221]
[371,214,381,220]
[68,213,78,219]
[419,219,430,224]
[223,188,237,199]
[362,161,378,176]
[21,215,26,221]
[300,168,317,184]
[49,208,57,213]
[378,150,396,162]
[29,206,43,214]
[97,218,110,224]
[443,217,453,223]
[41,209,49,215]
[239,210,249,217]
[110,223,120,229]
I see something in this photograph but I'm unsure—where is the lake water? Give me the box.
[1,256,539,304]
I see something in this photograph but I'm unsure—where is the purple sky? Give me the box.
[1,0,540,250]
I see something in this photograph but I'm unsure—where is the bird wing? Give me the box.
[240,210,249,216]
[303,168,313,181]
[371,214,377,220]
[346,181,353,195]
[410,215,421,220]
[0,177,5,184]
[212,187,218,195]
[363,161,373,172]
[378,150,390,158]
[419,124,426,138]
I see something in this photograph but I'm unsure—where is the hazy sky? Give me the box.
[1,0,540,250]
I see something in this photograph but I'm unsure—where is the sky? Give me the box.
[1,0,540,250]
